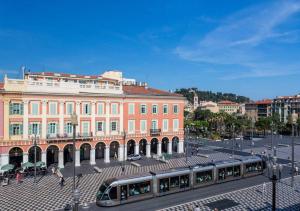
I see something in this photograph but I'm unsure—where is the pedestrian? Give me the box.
[295,166,299,175]
[60,176,65,187]
[193,204,200,211]
[16,171,21,184]
[114,152,118,160]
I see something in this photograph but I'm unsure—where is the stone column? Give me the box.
[0,154,9,166]
[118,145,124,162]
[146,143,151,158]
[134,144,139,155]
[42,151,47,164]
[41,100,47,139]
[58,150,64,169]
[105,102,110,135]
[157,142,162,156]
[167,141,172,155]
[23,152,28,163]
[178,139,184,153]
[59,101,64,136]
[75,149,80,167]
[91,102,96,136]
[90,148,96,165]
[124,145,127,160]
[23,101,29,140]
[104,146,110,163]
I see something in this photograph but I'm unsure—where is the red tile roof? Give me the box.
[123,85,182,97]
[255,99,272,105]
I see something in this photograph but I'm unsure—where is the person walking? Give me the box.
[16,171,21,184]
[60,176,65,187]
[193,204,200,211]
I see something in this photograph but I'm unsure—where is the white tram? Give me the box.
[96,156,264,207]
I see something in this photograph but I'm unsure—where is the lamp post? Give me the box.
[73,188,81,211]
[184,126,189,163]
[270,121,274,150]
[231,124,235,158]
[71,112,80,211]
[122,130,126,174]
[267,156,283,211]
[32,133,39,183]
[291,110,298,186]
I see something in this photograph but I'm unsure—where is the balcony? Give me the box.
[46,132,93,143]
[150,129,161,136]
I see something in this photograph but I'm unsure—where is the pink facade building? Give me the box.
[0,71,185,168]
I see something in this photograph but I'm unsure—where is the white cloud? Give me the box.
[175,0,300,79]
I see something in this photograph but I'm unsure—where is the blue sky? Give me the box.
[1,0,300,100]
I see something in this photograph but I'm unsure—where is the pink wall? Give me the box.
[0,100,4,138]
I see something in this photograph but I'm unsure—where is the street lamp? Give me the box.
[270,121,274,150]
[122,130,126,174]
[73,188,81,211]
[184,126,189,163]
[71,112,78,192]
[291,110,298,186]
[231,124,235,159]
[267,156,283,211]
[31,133,39,183]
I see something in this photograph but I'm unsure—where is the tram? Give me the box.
[96,156,264,207]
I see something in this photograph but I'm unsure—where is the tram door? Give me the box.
[120,185,128,202]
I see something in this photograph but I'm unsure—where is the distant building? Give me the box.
[199,101,219,113]
[245,102,257,121]
[218,100,239,114]
[256,99,272,119]
[273,94,300,123]
[193,91,199,110]
[238,103,246,115]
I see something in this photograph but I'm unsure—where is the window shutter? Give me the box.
[56,123,59,135]
[47,123,50,135]
[103,122,106,132]
[9,103,13,115]
[9,124,12,135]
[95,122,98,132]
[28,123,32,135]
[20,124,23,135]
[39,124,42,135]
[64,123,67,134]
[20,103,24,115]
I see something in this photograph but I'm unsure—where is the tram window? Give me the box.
[109,187,117,200]
[218,168,226,180]
[195,170,213,184]
[246,162,261,173]
[129,181,151,196]
[170,176,179,188]
[159,178,170,192]
[120,185,128,201]
[179,175,189,188]
[233,165,240,177]
[227,166,233,176]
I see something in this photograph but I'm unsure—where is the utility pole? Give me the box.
[291,110,298,186]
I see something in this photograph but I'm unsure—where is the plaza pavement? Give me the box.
[158,175,300,211]
[0,152,243,211]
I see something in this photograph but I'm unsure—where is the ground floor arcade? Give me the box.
[0,136,184,169]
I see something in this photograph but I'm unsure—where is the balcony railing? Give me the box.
[150,129,161,136]
[46,132,93,143]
